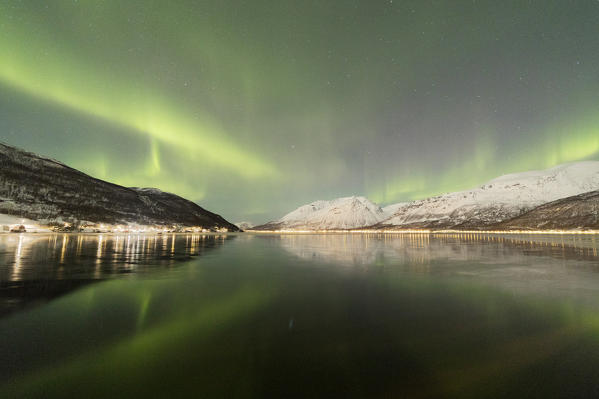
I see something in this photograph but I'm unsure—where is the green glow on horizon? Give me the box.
[543,124,599,167]
[370,123,599,204]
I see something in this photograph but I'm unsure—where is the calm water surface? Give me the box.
[1,232,599,398]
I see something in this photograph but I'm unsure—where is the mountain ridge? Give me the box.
[0,142,239,231]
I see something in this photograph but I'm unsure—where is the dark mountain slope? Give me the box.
[493,190,599,231]
[0,143,238,230]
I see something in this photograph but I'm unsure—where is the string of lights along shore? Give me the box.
[1,1,598,223]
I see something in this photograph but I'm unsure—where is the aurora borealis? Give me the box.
[1,1,599,222]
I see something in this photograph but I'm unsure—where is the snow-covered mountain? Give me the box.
[0,143,239,231]
[253,196,393,230]
[376,161,599,229]
[253,162,599,231]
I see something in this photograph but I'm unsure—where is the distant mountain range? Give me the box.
[3,141,598,233]
[0,143,239,231]
[253,162,599,231]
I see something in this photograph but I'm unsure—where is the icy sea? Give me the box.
[1,232,599,398]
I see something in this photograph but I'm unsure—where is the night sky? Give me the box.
[1,1,599,223]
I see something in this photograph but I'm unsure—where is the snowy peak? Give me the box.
[256,196,387,230]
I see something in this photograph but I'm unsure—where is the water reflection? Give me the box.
[2,233,599,397]
[277,233,599,306]
[0,233,234,315]
[277,233,599,266]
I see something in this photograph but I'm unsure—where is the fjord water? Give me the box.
[1,233,599,398]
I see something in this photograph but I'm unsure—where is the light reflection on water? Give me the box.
[0,233,233,281]
[1,232,599,398]
[0,233,233,315]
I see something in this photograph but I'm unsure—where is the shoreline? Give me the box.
[247,229,599,235]
[2,229,598,236]
[0,231,243,236]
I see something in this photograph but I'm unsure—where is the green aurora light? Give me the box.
[1,1,599,222]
